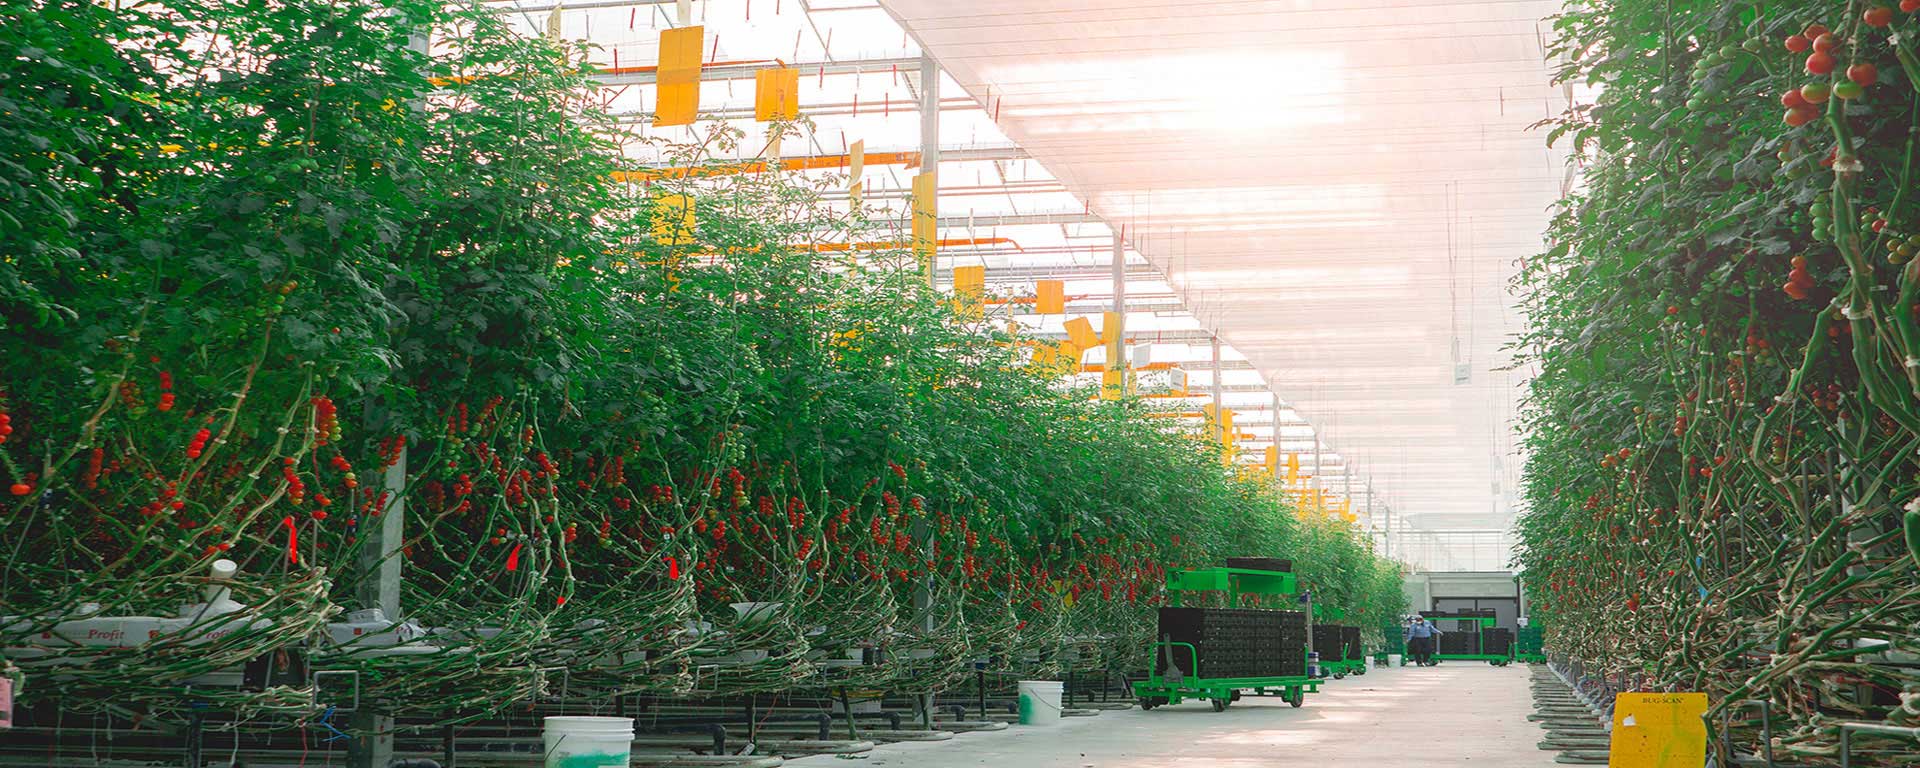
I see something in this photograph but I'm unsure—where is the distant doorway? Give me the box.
[1432,596,1520,633]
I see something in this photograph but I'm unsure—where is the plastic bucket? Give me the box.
[1388,654,1403,667]
[543,716,633,768]
[1016,680,1063,726]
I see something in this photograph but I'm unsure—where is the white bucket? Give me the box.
[1388,654,1403,667]
[544,716,633,768]
[1016,680,1063,726]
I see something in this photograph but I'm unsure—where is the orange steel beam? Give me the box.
[428,60,780,88]
[989,293,1089,306]
[613,151,922,183]
[797,237,1010,252]
[1079,362,1177,373]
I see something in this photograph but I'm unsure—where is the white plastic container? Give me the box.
[1388,653,1403,667]
[1016,680,1063,726]
[543,716,633,768]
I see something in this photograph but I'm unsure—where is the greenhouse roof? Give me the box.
[496,0,1568,568]
[879,0,1571,535]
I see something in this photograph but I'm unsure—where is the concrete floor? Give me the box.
[796,663,1557,768]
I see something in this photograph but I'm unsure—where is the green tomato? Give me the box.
[1833,81,1865,100]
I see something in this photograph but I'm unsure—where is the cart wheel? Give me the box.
[1139,697,1157,710]
[1333,672,1345,680]
[1288,688,1304,708]
[1229,690,1243,702]
[1211,697,1230,712]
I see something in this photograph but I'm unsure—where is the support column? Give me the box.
[1311,433,1323,506]
[1273,391,1285,494]
[348,445,405,768]
[918,56,940,290]
[1209,337,1223,407]
[1342,452,1352,522]
[912,59,939,615]
[1110,233,1125,377]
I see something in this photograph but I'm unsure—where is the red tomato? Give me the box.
[1806,52,1836,75]
[1848,62,1879,86]
[1865,5,1895,26]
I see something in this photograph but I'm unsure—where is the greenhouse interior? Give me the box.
[1,0,1917,766]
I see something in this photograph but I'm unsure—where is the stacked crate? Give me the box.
[1341,625,1363,661]
[1157,607,1307,680]
[1482,627,1514,657]
[1312,624,1347,664]
[1223,556,1293,572]
[1516,624,1545,657]
[1437,626,1482,655]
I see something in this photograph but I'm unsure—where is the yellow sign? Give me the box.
[1063,316,1099,352]
[650,193,697,245]
[1608,692,1707,768]
[654,26,703,126]
[952,265,985,320]
[1034,280,1066,314]
[848,140,865,206]
[753,67,800,121]
[911,172,937,272]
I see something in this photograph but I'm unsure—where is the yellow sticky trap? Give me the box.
[1102,310,1124,370]
[1263,446,1278,471]
[754,67,800,121]
[1608,693,1707,768]
[952,265,986,320]
[848,140,865,206]
[1219,409,1236,461]
[1286,453,1301,484]
[1034,280,1066,314]
[1032,341,1079,378]
[1063,316,1099,352]
[1100,369,1124,400]
[911,172,937,271]
[654,26,703,127]
[651,193,697,245]
[545,7,564,40]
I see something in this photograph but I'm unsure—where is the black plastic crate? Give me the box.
[1438,630,1482,655]
[1224,556,1293,573]
[1482,628,1514,656]
[1342,625,1362,659]
[1312,624,1347,663]
[1157,607,1307,679]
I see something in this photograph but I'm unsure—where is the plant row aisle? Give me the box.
[1517,0,1920,763]
[0,0,1403,727]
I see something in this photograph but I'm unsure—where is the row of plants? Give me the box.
[1518,0,1920,763]
[0,0,1404,726]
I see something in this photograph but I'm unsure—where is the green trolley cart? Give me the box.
[1313,605,1367,678]
[1515,621,1546,663]
[1132,567,1322,712]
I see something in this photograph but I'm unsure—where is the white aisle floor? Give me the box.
[794,663,1558,768]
